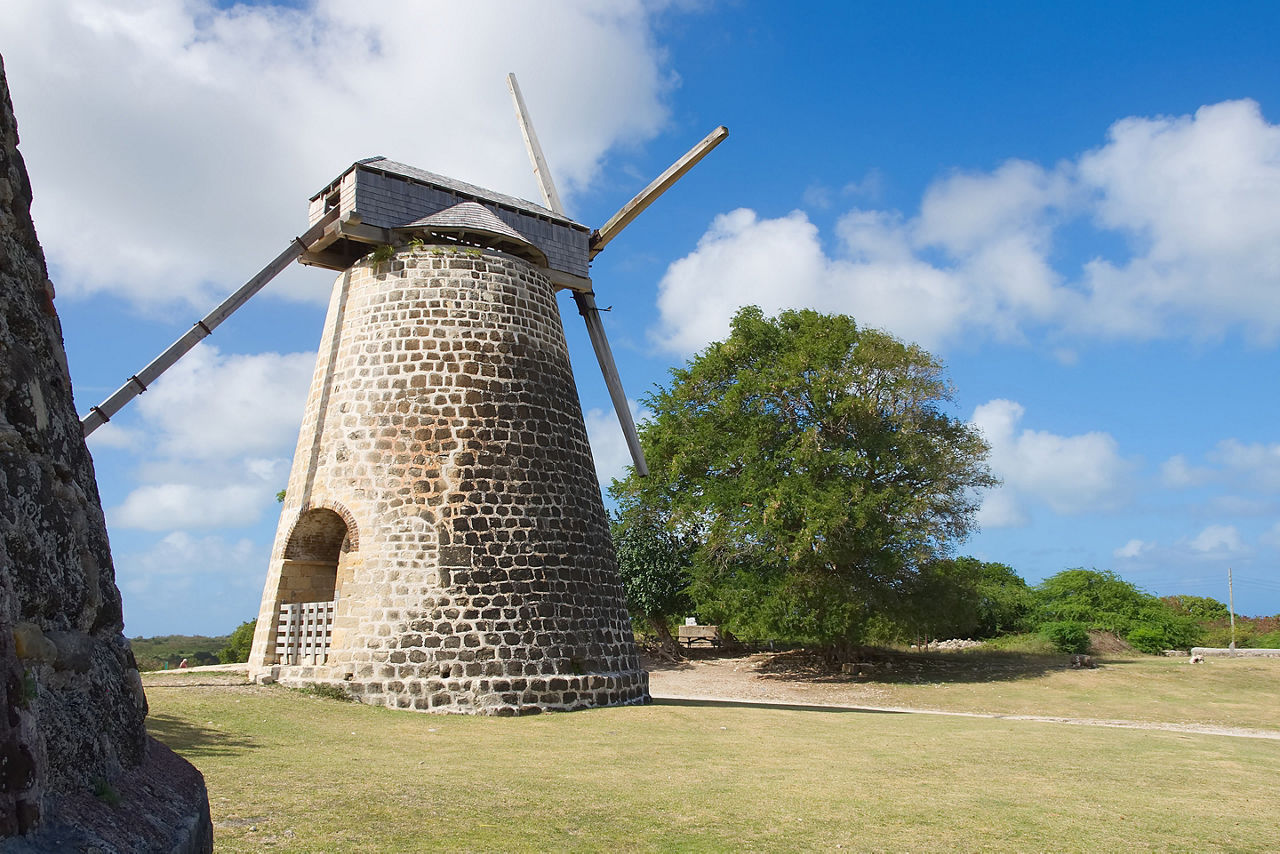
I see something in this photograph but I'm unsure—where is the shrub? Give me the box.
[1162,595,1230,622]
[1254,630,1280,649]
[294,682,354,702]
[218,619,256,664]
[1039,621,1090,654]
[1199,624,1257,649]
[1125,625,1168,654]
[1032,569,1202,650]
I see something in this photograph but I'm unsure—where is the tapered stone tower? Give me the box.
[72,77,724,715]
[246,159,653,714]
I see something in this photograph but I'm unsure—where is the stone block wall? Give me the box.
[249,246,647,714]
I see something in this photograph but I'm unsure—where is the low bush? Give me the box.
[218,619,256,664]
[980,632,1058,655]
[1254,630,1280,649]
[293,682,354,702]
[1040,621,1091,654]
[1200,625,1257,648]
[1125,625,1168,655]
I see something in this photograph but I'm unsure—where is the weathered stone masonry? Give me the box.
[0,53,211,850]
[249,246,648,714]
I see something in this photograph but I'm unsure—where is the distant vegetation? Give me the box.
[130,618,258,671]
[614,544,1278,658]
[129,635,227,672]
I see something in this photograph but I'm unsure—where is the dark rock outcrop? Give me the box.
[0,53,212,850]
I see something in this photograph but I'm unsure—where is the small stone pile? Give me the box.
[912,639,985,651]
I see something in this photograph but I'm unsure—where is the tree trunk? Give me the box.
[650,616,684,659]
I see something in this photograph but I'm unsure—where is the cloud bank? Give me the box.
[971,399,1132,528]
[1,0,674,308]
[655,100,1280,354]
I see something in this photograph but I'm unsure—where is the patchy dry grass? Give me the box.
[747,650,1280,731]
[143,668,1280,853]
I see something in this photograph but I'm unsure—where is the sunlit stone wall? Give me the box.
[250,246,647,714]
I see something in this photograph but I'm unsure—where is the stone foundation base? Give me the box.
[260,665,649,715]
[2,737,213,853]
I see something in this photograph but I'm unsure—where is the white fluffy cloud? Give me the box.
[1159,439,1280,503]
[1,0,673,308]
[654,208,973,352]
[1114,538,1153,559]
[1207,440,1280,492]
[133,344,314,458]
[104,345,309,532]
[1189,524,1247,556]
[654,99,1280,355]
[972,399,1132,527]
[1076,100,1280,341]
[1160,454,1211,488]
[112,483,268,531]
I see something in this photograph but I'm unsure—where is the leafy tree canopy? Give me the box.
[882,557,1032,644]
[1161,594,1231,623]
[1035,568,1157,630]
[612,306,996,651]
[610,512,696,656]
[971,559,1034,637]
[1033,568,1201,652]
[218,619,257,664]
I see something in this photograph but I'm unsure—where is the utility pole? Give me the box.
[1228,567,1236,650]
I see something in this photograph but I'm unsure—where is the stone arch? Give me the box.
[284,501,360,555]
[278,507,356,605]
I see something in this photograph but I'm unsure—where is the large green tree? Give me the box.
[610,513,696,657]
[891,557,1032,644]
[612,307,996,654]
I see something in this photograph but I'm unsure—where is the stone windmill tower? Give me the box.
[84,76,725,714]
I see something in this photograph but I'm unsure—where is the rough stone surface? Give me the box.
[0,53,212,848]
[249,246,648,713]
[1,738,212,854]
[1190,647,1280,658]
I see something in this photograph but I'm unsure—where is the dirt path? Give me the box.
[646,652,1280,741]
[147,655,1280,740]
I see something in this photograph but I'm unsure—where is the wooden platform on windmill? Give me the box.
[300,156,594,291]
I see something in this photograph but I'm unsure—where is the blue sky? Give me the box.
[3,1,1279,635]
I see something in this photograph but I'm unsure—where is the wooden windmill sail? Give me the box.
[82,76,726,714]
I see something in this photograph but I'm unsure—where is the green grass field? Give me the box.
[143,655,1280,852]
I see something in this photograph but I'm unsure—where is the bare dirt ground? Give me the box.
[644,649,1280,740]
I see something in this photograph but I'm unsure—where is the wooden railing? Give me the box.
[276,600,335,665]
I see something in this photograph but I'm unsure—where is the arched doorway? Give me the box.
[275,508,356,665]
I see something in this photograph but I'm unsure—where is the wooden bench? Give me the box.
[678,624,721,648]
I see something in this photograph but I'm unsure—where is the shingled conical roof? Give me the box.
[399,202,547,266]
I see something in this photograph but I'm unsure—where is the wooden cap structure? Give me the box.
[300,157,592,292]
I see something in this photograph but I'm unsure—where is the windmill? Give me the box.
[82,76,726,714]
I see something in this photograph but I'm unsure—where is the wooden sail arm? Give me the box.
[506,72,566,217]
[572,291,649,477]
[79,208,340,437]
[589,125,728,259]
